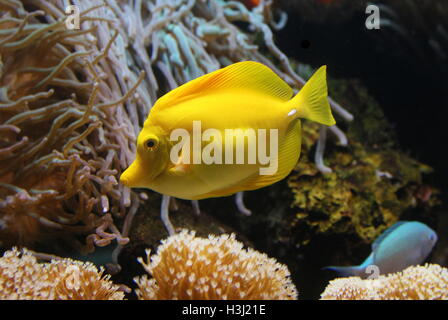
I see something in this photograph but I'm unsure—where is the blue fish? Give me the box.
[324,221,438,278]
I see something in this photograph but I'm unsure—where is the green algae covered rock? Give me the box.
[289,131,435,245]
[288,78,438,246]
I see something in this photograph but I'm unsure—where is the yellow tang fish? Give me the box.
[120,61,335,199]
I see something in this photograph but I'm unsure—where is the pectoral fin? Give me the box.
[168,163,190,176]
[167,153,192,176]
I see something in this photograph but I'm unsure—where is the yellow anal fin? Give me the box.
[152,61,294,113]
[239,119,302,190]
[194,120,302,199]
[191,168,261,200]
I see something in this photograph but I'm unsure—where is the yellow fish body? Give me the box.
[120,61,335,200]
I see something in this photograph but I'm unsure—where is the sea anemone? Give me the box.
[0,0,144,256]
[0,247,125,300]
[321,264,448,300]
[134,229,298,300]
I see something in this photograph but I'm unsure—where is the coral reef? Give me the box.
[134,229,298,300]
[321,264,448,300]
[0,0,351,261]
[0,0,444,301]
[0,247,125,299]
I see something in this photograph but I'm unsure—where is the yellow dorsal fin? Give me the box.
[152,61,294,112]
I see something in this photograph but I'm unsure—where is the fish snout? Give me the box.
[120,159,151,188]
[120,170,132,187]
[120,161,142,188]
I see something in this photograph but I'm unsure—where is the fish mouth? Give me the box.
[120,162,145,188]
[119,171,131,187]
[119,169,133,187]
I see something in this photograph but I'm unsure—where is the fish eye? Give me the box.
[145,138,159,150]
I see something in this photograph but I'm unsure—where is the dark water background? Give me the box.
[276,3,448,189]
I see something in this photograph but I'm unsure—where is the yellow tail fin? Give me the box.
[291,65,336,126]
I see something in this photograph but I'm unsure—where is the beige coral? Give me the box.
[134,229,298,300]
[0,248,124,300]
[321,264,448,300]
